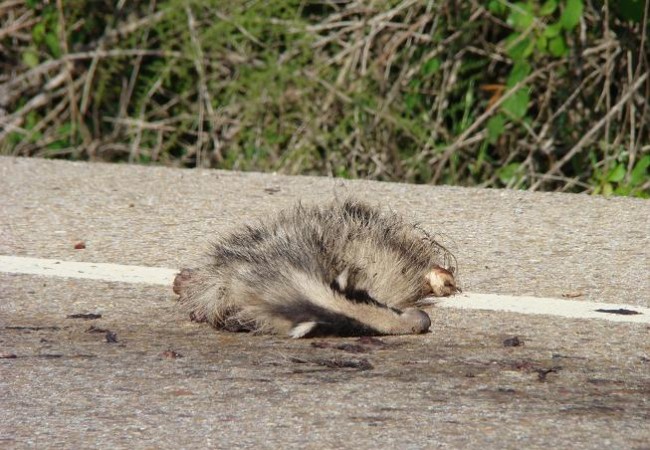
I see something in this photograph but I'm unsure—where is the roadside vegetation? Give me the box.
[1,0,648,196]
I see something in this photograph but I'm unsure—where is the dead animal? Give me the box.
[174,200,459,338]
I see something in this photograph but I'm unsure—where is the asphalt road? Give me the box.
[1,157,648,449]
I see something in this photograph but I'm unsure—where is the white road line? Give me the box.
[435,295,648,324]
[1,255,648,324]
[0,255,177,286]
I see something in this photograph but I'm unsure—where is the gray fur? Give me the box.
[174,199,457,337]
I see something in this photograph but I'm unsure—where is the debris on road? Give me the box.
[503,336,523,347]
[161,349,183,359]
[595,308,642,316]
[105,331,118,343]
[67,313,102,320]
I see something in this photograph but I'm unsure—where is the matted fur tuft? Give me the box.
[174,199,458,337]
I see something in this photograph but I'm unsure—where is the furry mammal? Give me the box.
[174,200,458,338]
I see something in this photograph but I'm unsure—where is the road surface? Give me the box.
[1,157,648,449]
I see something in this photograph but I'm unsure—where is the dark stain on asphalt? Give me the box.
[536,366,562,382]
[595,308,641,315]
[309,336,390,354]
[290,356,373,371]
[310,341,371,353]
[503,336,523,347]
[67,313,102,320]
[5,326,61,331]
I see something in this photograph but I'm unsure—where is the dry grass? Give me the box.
[1,0,648,196]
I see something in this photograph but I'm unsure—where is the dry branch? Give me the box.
[530,72,648,191]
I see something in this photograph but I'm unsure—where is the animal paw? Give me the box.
[400,308,431,334]
[289,321,319,339]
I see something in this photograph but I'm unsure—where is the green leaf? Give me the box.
[487,114,505,144]
[505,35,534,61]
[614,185,632,196]
[544,22,562,38]
[405,93,420,112]
[548,36,568,57]
[536,35,548,52]
[497,162,521,184]
[560,0,583,30]
[488,0,507,15]
[507,2,534,30]
[32,22,46,43]
[506,61,532,87]
[421,57,441,76]
[539,0,558,15]
[22,50,39,68]
[501,88,530,119]
[630,155,650,186]
[602,182,613,196]
[607,164,626,183]
[44,32,61,57]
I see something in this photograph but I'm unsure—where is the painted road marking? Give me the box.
[0,255,177,286]
[435,295,648,324]
[1,255,648,324]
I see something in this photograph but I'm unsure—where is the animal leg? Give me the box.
[273,273,432,338]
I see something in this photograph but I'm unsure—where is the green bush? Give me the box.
[1,0,648,196]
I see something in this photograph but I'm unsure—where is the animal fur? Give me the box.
[173,199,458,338]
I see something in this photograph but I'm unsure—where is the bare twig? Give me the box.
[1,1,646,194]
[55,0,91,146]
[603,0,612,152]
[0,9,36,40]
[186,5,222,166]
[126,0,158,163]
[431,62,562,183]
[628,0,650,175]
[530,72,648,191]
